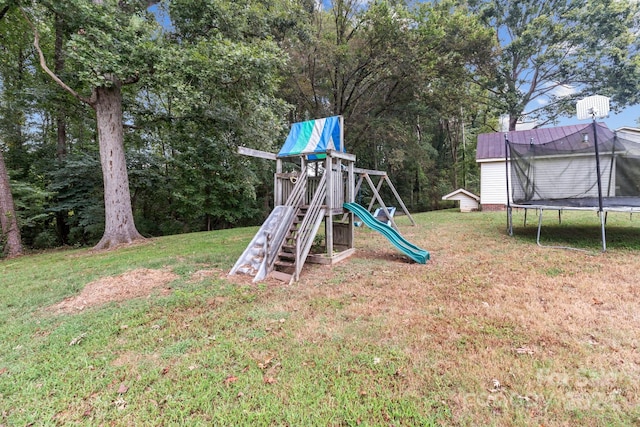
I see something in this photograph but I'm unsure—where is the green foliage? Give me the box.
[169,0,302,41]
[49,0,162,89]
[126,0,292,230]
[9,178,53,243]
[469,0,640,128]
[47,154,105,245]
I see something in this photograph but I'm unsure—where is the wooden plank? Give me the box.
[307,248,355,265]
[354,167,387,176]
[366,174,384,212]
[270,270,293,283]
[325,156,333,258]
[237,146,277,160]
[363,174,399,230]
[384,175,416,226]
[327,149,356,162]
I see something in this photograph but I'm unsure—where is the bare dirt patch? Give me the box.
[48,268,178,314]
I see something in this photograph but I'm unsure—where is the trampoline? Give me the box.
[504,121,640,251]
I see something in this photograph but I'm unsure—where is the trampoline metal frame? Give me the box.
[505,119,640,252]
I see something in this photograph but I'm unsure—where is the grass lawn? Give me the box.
[1,209,639,426]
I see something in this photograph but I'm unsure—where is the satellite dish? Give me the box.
[576,95,610,120]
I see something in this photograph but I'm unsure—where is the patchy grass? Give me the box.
[1,210,640,426]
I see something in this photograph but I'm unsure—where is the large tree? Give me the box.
[0,0,27,257]
[469,0,640,130]
[19,0,161,249]
[0,144,22,257]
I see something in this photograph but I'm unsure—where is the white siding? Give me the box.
[446,194,479,212]
[525,155,613,200]
[480,161,509,205]
[480,156,615,206]
[459,197,479,212]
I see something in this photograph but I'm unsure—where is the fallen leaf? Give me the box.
[114,397,127,410]
[264,376,276,384]
[515,347,535,355]
[224,376,239,386]
[69,332,87,346]
[161,366,170,375]
[0,367,7,376]
[117,383,129,394]
[258,357,274,370]
[592,298,604,305]
[489,379,501,393]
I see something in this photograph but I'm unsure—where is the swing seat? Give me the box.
[373,207,396,225]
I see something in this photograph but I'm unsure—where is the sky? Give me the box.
[556,104,640,130]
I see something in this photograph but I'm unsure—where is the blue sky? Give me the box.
[557,105,640,130]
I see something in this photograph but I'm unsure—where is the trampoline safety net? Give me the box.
[507,123,640,209]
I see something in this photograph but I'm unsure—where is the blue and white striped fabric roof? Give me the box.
[278,116,344,157]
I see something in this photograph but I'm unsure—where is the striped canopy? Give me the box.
[277,116,344,158]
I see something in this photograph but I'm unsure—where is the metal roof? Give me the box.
[476,122,612,161]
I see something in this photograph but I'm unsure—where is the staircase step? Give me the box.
[278,252,295,260]
[274,260,295,268]
[270,270,293,283]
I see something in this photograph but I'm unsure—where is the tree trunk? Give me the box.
[0,148,23,258]
[509,114,518,132]
[92,81,143,249]
[54,13,70,244]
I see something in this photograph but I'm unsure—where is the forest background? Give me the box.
[1,0,639,255]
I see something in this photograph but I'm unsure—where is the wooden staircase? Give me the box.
[271,173,327,283]
[271,207,307,282]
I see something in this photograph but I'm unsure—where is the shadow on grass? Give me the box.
[511,224,640,251]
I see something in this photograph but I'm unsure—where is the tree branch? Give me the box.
[0,4,11,21]
[20,8,94,106]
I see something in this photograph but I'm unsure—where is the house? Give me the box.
[475,123,616,210]
[616,127,640,143]
[441,189,480,212]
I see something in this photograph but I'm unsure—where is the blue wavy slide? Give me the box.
[343,203,429,264]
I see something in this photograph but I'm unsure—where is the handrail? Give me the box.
[284,171,307,209]
[294,172,327,280]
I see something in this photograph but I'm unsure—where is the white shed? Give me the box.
[441,189,480,212]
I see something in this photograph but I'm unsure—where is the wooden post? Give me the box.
[363,173,398,230]
[275,158,283,205]
[325,154,333,257]
[300,156,307,204]
[384,175,416,226]
[347,158,354,248]
[367,174,385,212]
[348,160,354,203]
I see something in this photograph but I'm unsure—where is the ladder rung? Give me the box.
[274,260,295,268]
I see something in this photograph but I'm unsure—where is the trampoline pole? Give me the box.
[592,118,606,252]
[505,134,513,236]
[600,212,607,252]
[536,209,544,246]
